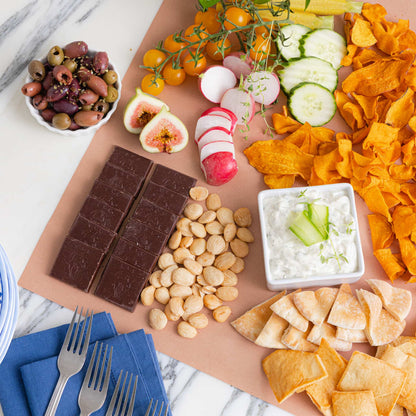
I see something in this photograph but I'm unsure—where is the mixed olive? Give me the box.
[21,41,119,131]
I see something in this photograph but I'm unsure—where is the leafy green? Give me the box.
[198,0,220,9]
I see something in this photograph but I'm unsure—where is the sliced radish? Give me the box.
[223,52,253,79]
[220,88,255,125]
[201,152,238,186]
[197,127,233,150]
[194,114,234,142]
[199,66,237,104]
[200,106,237,123]
[243,71,280,105]
[200,140,236,162]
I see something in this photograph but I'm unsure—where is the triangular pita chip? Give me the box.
[357,289,405,346]
[281,325,317,352]
[231,291,286,341]
[307,322,352,351]
[262,349,327,403]
[305,339,347,416]
[367,279,412,321]
[270,291,309,332]
[337,351,407,416]
[327,284,366,330]
[389,405,404,416]
[336,327,367,343]
[332,390,378,416]
[254,312,288,349]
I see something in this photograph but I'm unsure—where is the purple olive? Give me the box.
[68,120,81,130]
[67,78,81,102]
[78,54,93,70]
[21,81,42,97]
[52,65,73,85]
[76,67,92,83]
[93,52,109,75]
[79,89,99,105]
[53,99,79,115]
[32,94,48,110]
[40,108,57,122]
[63,41,88,58]
[46,84,69,102]
[42,71,54,90]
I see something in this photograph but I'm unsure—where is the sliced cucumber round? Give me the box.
[288,82,336,127]
[278,57,338,95]
[277,24,311,61]
[299,29,347,70]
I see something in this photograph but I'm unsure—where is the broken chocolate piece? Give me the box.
[50,237,104,291]
[90,180,134,213]
[108,146,153,178]
[112,238,158,272]
[142,182,188,215]
[150,164,196,196]
[95,257,149,311]
[97,163,144,196]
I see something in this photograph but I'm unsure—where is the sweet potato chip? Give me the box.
[263,174,295,189]
[351,17,377,47]
[335,90,365,130]
[359,186,392,221]
[374,248,406,281]
[351,93,379,120]
[368,213,394,250]
[271,111,300,134]
[385,88,415,128]
[398,237,416,275]
[372,21,401,55]
[332,390,378,416]
[361,2,387,23]
[392,205,416,239]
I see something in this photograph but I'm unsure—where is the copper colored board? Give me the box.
[19,0,416,414]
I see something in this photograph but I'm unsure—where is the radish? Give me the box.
[220,88,255,125]
[197,127,233,150]
[243,71,280,105]
[200,106,238,124]
[201,152,238,186]
[194,114,234,142]
[200,140,236,161]
[199,66,237,104]
[223,52,253,79]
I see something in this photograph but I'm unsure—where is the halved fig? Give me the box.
[123,88,169,134]
[139,106,188,153]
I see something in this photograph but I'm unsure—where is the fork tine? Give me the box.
[91,342,103,388]
[114,371,128,415]
[105,370,123,415]
[126,375,137,416]
[157,402,164,416]
[81,341,98,389]
[70,306,83,352]
[151,400,158,416]
[102,347,113,392]
[62,306,78,350]
[144,398,154,416]
[79,309,93,356]
[163,403,169,416]
[120,373,132,415]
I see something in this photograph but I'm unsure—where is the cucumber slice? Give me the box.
[307,203,329,240]
[299,29,347,70]
[288,82,336,126]
[289,211,325,247]
[278,57,338,95]
[277,24,311,61]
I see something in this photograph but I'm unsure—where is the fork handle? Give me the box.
[44,374,69,416]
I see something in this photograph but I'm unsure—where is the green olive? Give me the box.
[52,113,71,130]
[92,99,110,115]
[63,58,77,73]
[104,85,118,103]
[48,46,64,66]
[82,104,93,111]
[28,60,46,81]
[103,70,118,85]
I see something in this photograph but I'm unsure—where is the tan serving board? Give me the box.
[19,0,416,413]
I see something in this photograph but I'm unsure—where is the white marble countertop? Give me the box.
[0,1,291,415]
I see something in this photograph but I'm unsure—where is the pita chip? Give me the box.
[332,390,378,416]
[367,279,412,321]
[337,351,407,416]
[327,284,366,330]
[307,322,353,351]
[254,312,288,349]
[281,325,317,352]
[270,291,309,332]
[388,405,404,416]
[396,339,416,358]
[305,339,347,416]
[336,327,367,343]
[262,349,327,403]
[230,291,286,341]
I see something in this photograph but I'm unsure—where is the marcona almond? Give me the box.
[160,264,177,287]
[196,275,208,286]
[222,269,238,286]
[206,193,222,211]
[236,227,254,243]
[204,294,223,310]
[154,287,170,304]
[214,251,236,271]
[169,283,193,298]
[173,247,194,264]
[198,210,216,224]
[149,270,162,288]
[213,305,232,323]
[140,285,155,306]
[168,230,182,250]
[176,217,193,237]
[230,238,250,258]
[233,207,252,227]
[172,267,195,286]
[196,252,215,267]
[216,207,235,225]
[206,235,226,255]
[168,296,185,317]
[203,266,224,286]
[183,203,203,220]
[149,309,168,330]
[190,238,206,256]
[191,283,202,297]
[216,286,239,301]
[189,186,209,201]
[158,252,176,270]
[230,256,245,273]
[184,258,203,276]
[180,236,193,248]
[188,312,209,329]
[223,223,237,242]
[200,285,216,295]
[177,321,198,338]
[165,303,180,321]
[189,221,206,238]
[183,294,204,314]
[205,221,224,235]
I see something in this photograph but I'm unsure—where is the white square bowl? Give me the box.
[258,183,365,291]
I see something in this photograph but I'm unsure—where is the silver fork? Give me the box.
[44,307,93,416]
[105,370,138,416]
[78,341,113,416]
[145,399,169,416]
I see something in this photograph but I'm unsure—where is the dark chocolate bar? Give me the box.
[150,164,196,196]
[108,146,153,179]
[90,180,134,213]
[97,163,144,196]
[142,182,188,215]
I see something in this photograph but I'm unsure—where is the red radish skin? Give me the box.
[243,71,280,105]
[220,88,255,125]
[197,127,233,150]
[200,106,238,124]
[222,52,253,79]
[194,114,234,142]
[201,152,238,186]
[199,66,237,104]
[200,140,235,161]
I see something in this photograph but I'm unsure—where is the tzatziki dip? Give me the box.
[262,187,358,281]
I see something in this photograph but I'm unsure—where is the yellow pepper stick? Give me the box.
[266,0,363,15]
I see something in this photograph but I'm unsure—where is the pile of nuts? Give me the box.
[140,186,254,338]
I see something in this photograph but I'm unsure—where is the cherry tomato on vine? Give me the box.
[223,7,251,31]
[142,49,166,71]
[249,35,271,61]
[205,37,232,61]
[254,24,270,39]
[182,52,207,76]
[162,62,186,86]
[183,24,209,48]
[194,7,221,34]
[141,73,165,95]
[164,33,187,60]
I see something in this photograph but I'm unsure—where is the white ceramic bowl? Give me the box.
[258,183,365,291]
[24,48,121,136]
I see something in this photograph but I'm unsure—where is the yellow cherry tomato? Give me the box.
[224,7,251,31]
[162,62,186,86]
[194,7,221,34]
[249,35,271,61]
[142,49,166,71]
[183,52,207,76]
[141,73,165,95]
[205,37,232,61]
[164,33,187,61]
[183,24,209,48]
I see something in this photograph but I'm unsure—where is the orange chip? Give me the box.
[264,174,295,189]
[362,123,400,164]
[385,89,415,129]
[389,164,415,182]
[352,93,379,120]
[309,149,342,185]
[351,17,377,47]
[392,205,416,239]
[404,66,416,91]
[272,112,301,134]
[341,44,358,67]
[359,186,392,221]
[398,237,416,275]
[336,138,353,178]
[372,21,400,55]
[335,91,365,130]
[352,49,383,70]
[368,214,394,250]
[401,183,416,204]
[374,248,406,282]
[402,137,416,166]
[361,3,387,23]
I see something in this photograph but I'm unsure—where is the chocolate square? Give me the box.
[150,164,196,196]
[50,237,104,291]
[113,238,158,272]
[95,257,149,311]
[90,180,134,213]
[122,219,168,255]
[97,163,144,196]
[108,146,153,179]
[142,182,188,215]
[132,199,178,235]
[68,215,116,252]
[80,196,125,232]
